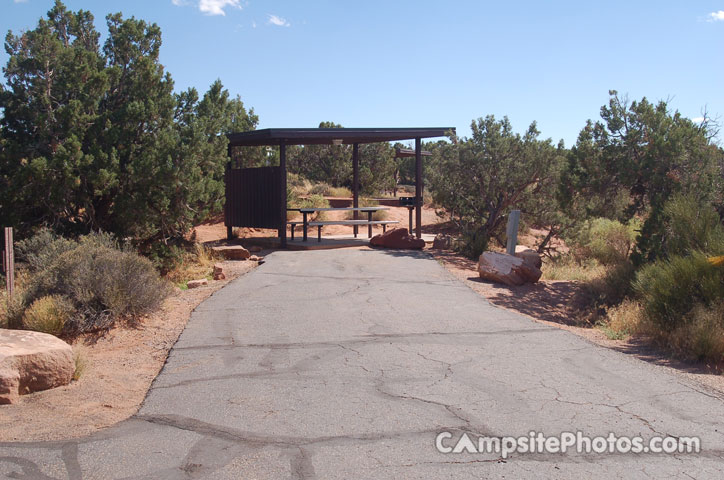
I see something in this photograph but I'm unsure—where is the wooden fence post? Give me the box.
[506,210,521,256]
[3,227,14,298]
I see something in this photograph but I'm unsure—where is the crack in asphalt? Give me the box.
[170,326,563,352]
[136,414,455,449]
[257,271,458,287]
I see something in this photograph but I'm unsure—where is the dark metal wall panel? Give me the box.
[225,167,281,229]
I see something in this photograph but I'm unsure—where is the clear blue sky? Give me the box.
[2,0,723,146]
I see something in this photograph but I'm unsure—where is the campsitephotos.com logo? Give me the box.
[435,431,701,459]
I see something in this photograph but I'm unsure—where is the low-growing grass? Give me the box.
[1,292,25,329]
[0,292,7,329]
[308,182,331,196]
[597,299,644,340]
[72,347,88,381]
[166,243,220,286]
[672,301,724,361]
[541,256,607,282]
[22,295,75,336]
[328,186,352,197]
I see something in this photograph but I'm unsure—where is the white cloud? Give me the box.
[14,0,29,3]
[692,117,706,123]
[707,10,724,22]
[171,0,188,5]
[199,0,242,16]
[267,14,290,27]
[252,21,257,28]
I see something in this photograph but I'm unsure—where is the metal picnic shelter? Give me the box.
[225,127,454,248]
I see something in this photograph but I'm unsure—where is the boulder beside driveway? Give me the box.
[478,251,542,286]
[212,246,251,260]
[514,245,543,269]
[432,234,452,250]
[0,329,74,404]
[370,228,426,250]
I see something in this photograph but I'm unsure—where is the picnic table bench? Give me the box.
[288,207,398,242]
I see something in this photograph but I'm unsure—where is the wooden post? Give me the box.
[415,138,422,239]
[279,142,287,248]
[353,143,359,238]
[506,210,521,255]
[3,227,14,298]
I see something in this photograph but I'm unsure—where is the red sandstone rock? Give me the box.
[212,246,250,260]
[432,234,452,250]
[187,279,209,289]
[370,228,426,250]
[212,264,225,281]
[0,330,74,404]
[514,246,543,269]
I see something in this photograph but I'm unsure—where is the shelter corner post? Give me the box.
[279,141,288,248]
[353,143,359,237]
[226,143,233,240]
[415,137,422,239]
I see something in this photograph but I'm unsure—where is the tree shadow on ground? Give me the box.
[468,277,591,327]
[364,246,431,260]
[432,250,724,379]
[430,250,590,327]
[608,335,724,376]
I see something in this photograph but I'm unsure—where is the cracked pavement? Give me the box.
[1,248,723,479]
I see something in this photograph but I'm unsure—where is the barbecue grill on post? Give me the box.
[399,196,418,233]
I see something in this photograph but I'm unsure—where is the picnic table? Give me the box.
[288,207,398,242]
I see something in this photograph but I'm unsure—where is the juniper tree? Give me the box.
[428,116,565,257]
[0,1,257,243]
[559,91,724,263]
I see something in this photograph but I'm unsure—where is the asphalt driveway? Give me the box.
[1,248,723,479]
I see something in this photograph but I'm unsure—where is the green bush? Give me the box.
[22,232,172,333]
[287,173,309,190]
[22,295,75,336]
[570,218,639,265]
[287,186,301,220]
[144,241,185,274]
[599,299,644,340]
[584,261,636,307]
[299,194,330,221]
[662,193,724,257]
[677,301,724,361]
[1,293,25,329]
[458,228,489,260]
[634,252,724,331]
[308,183,331,196]
[16,229,76,272]
[0,292,8,329]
